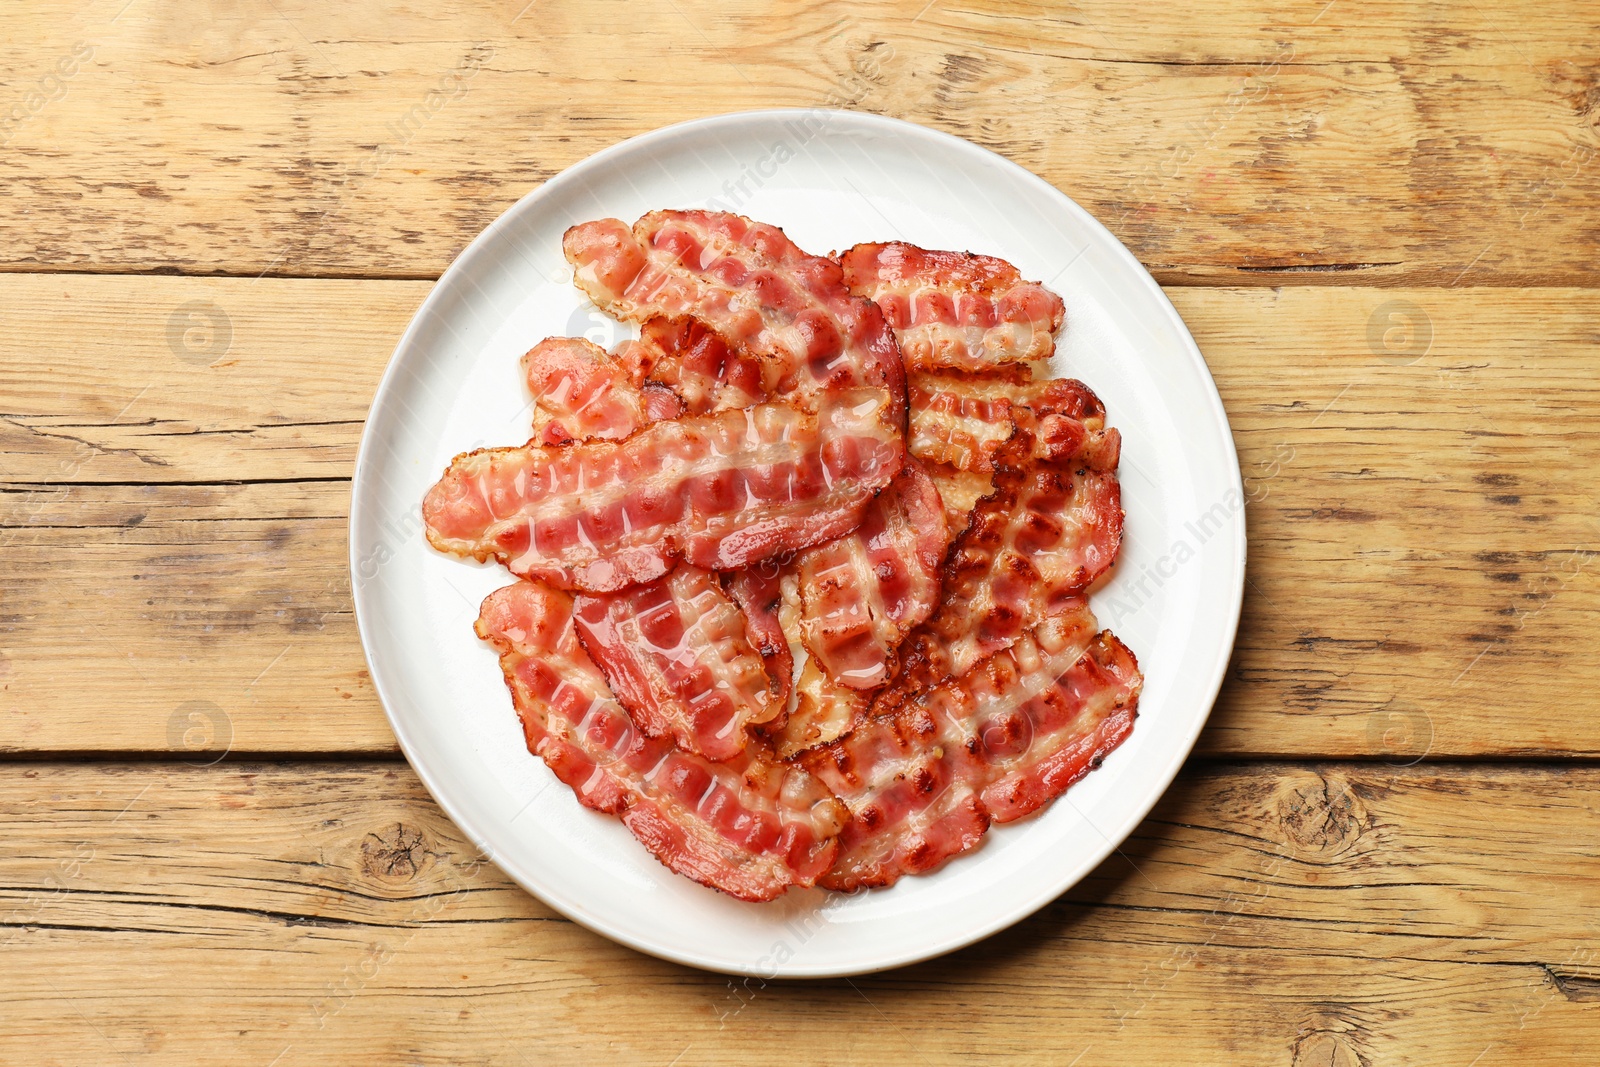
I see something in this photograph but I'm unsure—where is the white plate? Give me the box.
[350,109,1245,977]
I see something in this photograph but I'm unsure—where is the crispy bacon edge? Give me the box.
[908,368,1121,474]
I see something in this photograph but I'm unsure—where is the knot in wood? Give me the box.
[1292,1029,1364,1067]
[360,822,435,884]
[1277,773,1365,857]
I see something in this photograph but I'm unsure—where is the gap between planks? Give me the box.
[9,263,1600,289]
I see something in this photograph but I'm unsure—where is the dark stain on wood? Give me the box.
[1283,507,1378,522]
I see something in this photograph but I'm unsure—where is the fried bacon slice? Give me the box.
[923,462,992,536]
[633,316,767,416]
[725,567,868,760]
[804,699,990,890]
[523,337,683,447]
[805,607,1141,891]
[779,656,870,760]
[839,242,1065,371]
[564,211,907,425]
[572,565,782,762]
[976,627,1140,824]
[476,579,846,901]
[908,368,1121,474]
[721,566,794,713]
[794,459,949,690]
[873,437,1123,716]
[423,394,900,592]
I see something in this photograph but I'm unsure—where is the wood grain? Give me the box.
[3,275,1595,756]
[3,761,1598,1064]
[1,1,1598,284]
[0,480,389,753]
[1173,285,1600,758]
[0,274,423,484]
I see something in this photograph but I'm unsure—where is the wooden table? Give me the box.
[3,2,1598,1062]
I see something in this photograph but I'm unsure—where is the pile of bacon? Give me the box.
[422,211,1140,901]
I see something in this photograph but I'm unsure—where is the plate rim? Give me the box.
[349,107,1247,977]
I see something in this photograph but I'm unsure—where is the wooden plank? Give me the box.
[1172,286,1600,758]
[0,480,392,754]
[0,274,425,484]
[1,2,1598,284]
[3,276,1595,755]
[2,761,1598,1064]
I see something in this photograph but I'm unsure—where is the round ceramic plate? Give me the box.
[350,109,1245,978]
